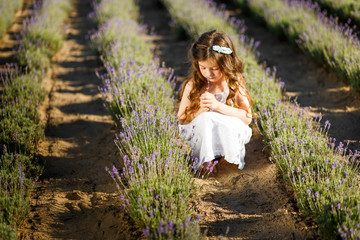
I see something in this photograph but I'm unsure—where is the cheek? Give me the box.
[199,69,206,77]
[215,71,223,78]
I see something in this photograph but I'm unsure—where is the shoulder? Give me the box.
[235,88,247,100]
[182,79,195,95]
[237,86,247,97]
[185,79,194,88]
[234,85,250,108]
[234,74,248,97]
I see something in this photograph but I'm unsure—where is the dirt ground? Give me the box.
[1,0,359,239]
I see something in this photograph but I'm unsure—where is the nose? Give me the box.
[206,69,214,78]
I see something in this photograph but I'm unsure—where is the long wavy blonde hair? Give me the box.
[178,30,253,123]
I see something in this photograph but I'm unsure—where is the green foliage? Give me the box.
[17,45,51,72]
[1,0,71,237]
[101,63,175,125]
[0,103,44,155]
[92,18,154,68]
[17,0,72,71]
[0,71,44,236]
[315,0,360,27]
[234,0,360,93]
[0,0,23,38]
[0,223,16,240]
[25,28,64,54]
[1,71,46,106]
[92,0,139,24]
[257,101,360,238]
[93,0,203,238]
[1,71,45,155]
[0,152,35,228]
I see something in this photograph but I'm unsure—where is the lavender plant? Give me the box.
[314,0,360,28]
[0,224,16,240]
[92,0,204,238]
[91,0,138,24]
[98,60,175,124]
[0,149,37,240]
[107,109,201,239]
[0,151,34,224]
[233,0,360,92]
[0,0,71,237]
[257,101,360,238]
[1,68,45,155]
[0,0,23,38]
[16,0,72,71]
[0,67,44,239]
[91,17,154,68]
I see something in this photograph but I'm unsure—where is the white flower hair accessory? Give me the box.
[212,45,232,54]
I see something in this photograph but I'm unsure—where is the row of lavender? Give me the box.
[0,0,23,38]
[90,0,204,239]
[232,0,360,93]
[314,0,360,28]
[0,0,71,238]
[162,0,360,238]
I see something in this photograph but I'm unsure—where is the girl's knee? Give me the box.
[197,111,216,120]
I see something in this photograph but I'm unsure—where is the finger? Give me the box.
[205,92,213,97]
[204,104,212,110]
[201,98,213,103]
[202,100,212,105]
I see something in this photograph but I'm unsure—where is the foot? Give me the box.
[200,160,218,174]
[219,157,231,166]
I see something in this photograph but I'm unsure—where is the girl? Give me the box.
[177,30,253,171]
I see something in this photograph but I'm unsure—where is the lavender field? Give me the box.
[0,0,359,239]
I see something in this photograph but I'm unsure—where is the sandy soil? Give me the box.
[5,0,360,238]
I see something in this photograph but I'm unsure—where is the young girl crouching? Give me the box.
[177,30,253,172]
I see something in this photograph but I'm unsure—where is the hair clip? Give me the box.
[212,45,232,54]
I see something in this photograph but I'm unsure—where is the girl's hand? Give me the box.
[200,91,219,112]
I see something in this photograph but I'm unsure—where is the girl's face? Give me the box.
[198,59,225,84]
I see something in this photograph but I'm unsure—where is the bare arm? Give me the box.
[177,81,209,123]
[177,81,192,121]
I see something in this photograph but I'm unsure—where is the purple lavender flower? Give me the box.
[142,229,149,236]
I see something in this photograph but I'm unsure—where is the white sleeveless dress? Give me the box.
[179,90,252,170]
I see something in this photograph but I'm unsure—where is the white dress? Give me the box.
[179,90,252,170]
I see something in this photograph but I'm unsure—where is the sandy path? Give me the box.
[223,3,360,152]
[139,0,318,239]
[18,0,137,239]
